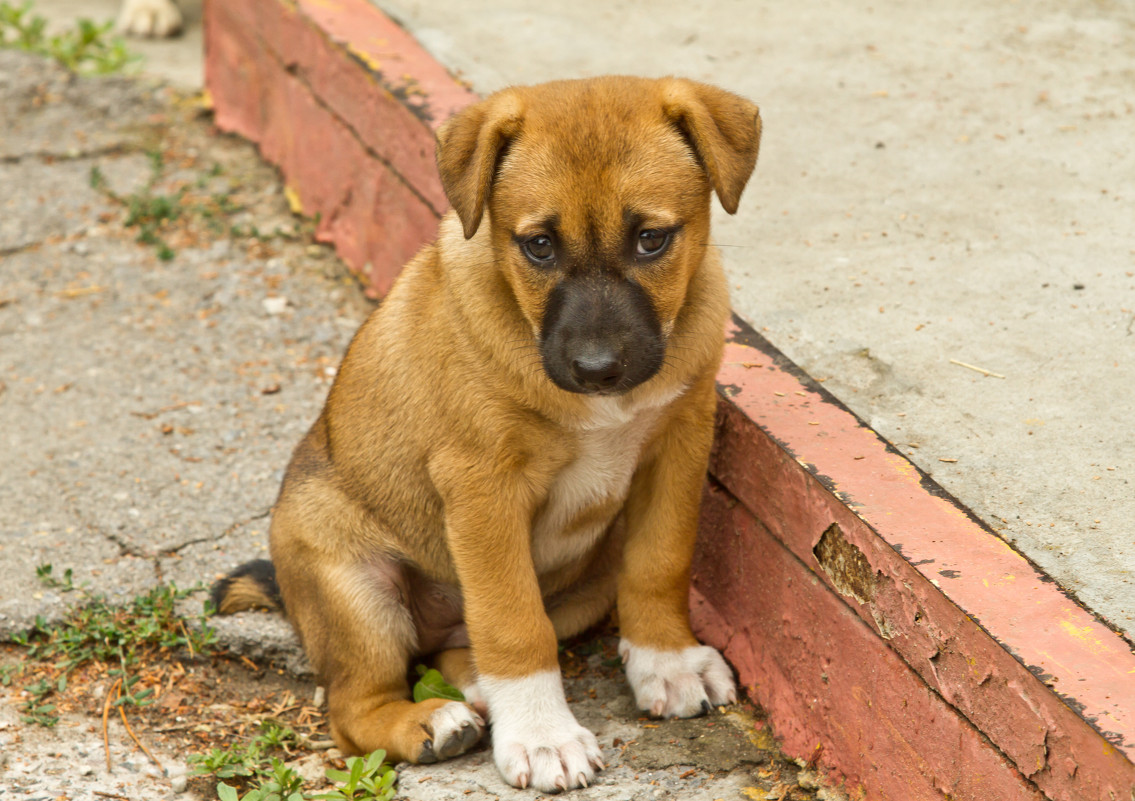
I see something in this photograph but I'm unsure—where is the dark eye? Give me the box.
[636,229,670,257]
[522,235,555,265]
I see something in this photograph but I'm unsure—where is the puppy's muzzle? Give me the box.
[540,275,664,396]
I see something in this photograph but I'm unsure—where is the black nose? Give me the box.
[570,352,624,391]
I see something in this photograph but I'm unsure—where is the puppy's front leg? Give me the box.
[617,375,738,718]
[438,463,604,792]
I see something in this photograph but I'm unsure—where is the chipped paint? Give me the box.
[692,488,1047,801]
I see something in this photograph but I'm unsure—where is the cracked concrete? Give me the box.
[0,49,371,635]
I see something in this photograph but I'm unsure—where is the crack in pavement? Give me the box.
[0,142,139,165]
[158,506,272,558]
[0,241,44,258]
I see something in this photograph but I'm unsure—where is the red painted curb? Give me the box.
[203,1,1135,799]
[691,485,1044,801]
[708,317,1135,800]
[204,0,475,294]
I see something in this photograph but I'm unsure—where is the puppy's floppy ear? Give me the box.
[435,91,525,239]
[660,78,761,215]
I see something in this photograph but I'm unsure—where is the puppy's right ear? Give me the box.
[435,91,525,239]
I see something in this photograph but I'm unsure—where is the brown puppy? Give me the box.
[212,76,760,793]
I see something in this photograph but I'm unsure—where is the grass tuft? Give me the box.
[8,573,216,728]
[0,0,137,74]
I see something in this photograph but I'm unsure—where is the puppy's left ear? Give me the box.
[660,79,762,215]
[435,90,525,239]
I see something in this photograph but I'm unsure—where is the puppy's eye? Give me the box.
[522,235,556,265]
[636,229,670,257]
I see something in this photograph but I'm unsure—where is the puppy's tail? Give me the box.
[209,559,283,615]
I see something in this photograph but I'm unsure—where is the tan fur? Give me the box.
[240,76,760,764]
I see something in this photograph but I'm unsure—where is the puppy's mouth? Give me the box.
[538,276,665,395]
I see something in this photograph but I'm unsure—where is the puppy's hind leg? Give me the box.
[280,554,484,763]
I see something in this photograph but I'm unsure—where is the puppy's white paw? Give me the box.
[420,701,484,763]
[117,0,183,38]
[619,640,737,718]
[480,671,604,791]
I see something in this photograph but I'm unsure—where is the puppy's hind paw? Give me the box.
[418,701,485,764]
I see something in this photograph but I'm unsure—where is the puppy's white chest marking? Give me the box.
[530,391,683,574]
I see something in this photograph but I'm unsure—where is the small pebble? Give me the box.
[262,296,289,315]
[798,770,820,789]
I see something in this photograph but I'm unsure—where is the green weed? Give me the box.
[189,720,301,781]
[36,562,75,592]
[0,1,137,75]
[196,721,396,801]
[216,757,306,801]
[89,150,184,260]
[11,576,216,727]
[315,751,396,801]
[19,676,61,727]
[21,581,216,671]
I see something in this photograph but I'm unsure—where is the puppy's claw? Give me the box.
[555,776,567,791]
[578,772,589,788]
[518,773,530,790]
[456,719,481,752]
[418,739,437,764]
[700,699,712,716]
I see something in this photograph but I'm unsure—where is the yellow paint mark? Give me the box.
[1001,574,1016,582]
[1058,620,1115,656]
[887,454,921,480]
[347,44,382,72]
[284,185,304,216]
[741,789,769,800]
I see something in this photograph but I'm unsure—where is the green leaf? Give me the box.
[348,755,364,786]
[411,667,464,703]
[363,750,385,773]
[216,782,239,801]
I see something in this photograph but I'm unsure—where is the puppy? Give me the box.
[213,76,761,793]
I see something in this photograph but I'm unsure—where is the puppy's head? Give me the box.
[436,76,761,395]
